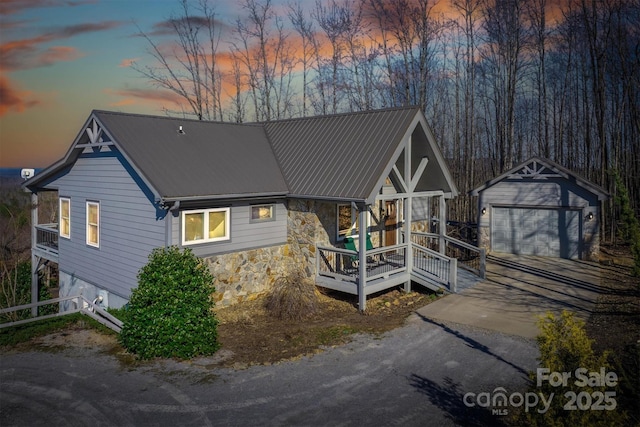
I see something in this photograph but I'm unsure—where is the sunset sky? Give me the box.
[0,0,263,168]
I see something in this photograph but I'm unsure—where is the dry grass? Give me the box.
[264,270,320,320]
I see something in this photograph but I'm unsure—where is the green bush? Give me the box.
[522,311,627,426]
[119,246,219,359]
[0,262,32,323]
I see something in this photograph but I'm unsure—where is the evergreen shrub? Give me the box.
[119,246,219,359]
[522,311,627,426]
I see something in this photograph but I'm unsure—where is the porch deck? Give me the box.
[34,223,59,263]
[316,240,484,299]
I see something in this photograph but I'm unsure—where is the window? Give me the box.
[86,201,99,247]
[250,204,274,222]
[59,197,70,239]
[182,208,230,245]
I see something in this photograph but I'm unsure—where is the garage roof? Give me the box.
[470,157,609,201]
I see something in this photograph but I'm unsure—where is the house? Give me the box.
[470,157,609,261]
[24,107,481,312]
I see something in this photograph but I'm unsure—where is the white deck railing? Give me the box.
[316,244,408,284]
[411,242,458,292]
[410,232,486,279]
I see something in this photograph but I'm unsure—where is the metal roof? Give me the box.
[264,107,421,202]
[94,111,288,200]
[25,107,455,204]
[470,156,610,200]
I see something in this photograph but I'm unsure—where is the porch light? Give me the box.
[481,207,487,216]
[587,212,594,221]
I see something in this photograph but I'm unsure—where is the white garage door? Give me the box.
[492,207,581,259]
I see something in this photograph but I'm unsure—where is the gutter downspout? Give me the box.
[165,201,180,247]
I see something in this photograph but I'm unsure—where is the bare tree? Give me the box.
[289,2,317,116]
[478,0,529,172]
[133,0,223,120]
[451,0,482,219]
[233,0,297,121]
[313,0,353,114]
[526,0,551,158]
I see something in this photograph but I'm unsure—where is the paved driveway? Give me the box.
[418,253,606,339]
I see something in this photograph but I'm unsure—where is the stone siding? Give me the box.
[205,199,335,307]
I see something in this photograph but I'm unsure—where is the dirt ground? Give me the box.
[213,287,439,368]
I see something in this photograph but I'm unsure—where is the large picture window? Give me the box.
[59,197,70,239]
[86,201,99,247]
[182,208,230,245]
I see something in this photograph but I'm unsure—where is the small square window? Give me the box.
[250,204,274,222]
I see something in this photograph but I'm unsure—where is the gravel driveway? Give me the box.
[1,313,537,427]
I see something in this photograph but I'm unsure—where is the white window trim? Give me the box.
[59,197,71,239]
[181,207,230,246]
[250,204,275,223]
[86,201,100,248]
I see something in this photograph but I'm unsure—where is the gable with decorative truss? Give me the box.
[507,159,563,180]
[471,156,609,200]
[75,118,114,150]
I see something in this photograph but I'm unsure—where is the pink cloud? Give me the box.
[0,76,40,116]
[0,21,123,71]
[105,87,186,107]
[0,0,96,16]
[119,58,139,68]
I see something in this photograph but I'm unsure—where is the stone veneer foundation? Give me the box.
[205,199,336,307]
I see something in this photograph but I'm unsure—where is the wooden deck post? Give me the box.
[357,206,367,311]
[31,192,38,317]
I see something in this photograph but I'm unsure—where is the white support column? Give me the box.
[357,206,367,311]
[404,195,412,293]
[404,135,413,293]
[31,192,38,317]
[439,194,446,255]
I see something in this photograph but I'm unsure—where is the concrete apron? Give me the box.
[416,253,605,339]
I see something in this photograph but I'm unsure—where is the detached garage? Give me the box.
[471,157,609,261]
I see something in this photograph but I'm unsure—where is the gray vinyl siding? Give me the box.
[478,178,598,228]
[477,176,600,260]
[171,201,287,257]
[49,151,166,298]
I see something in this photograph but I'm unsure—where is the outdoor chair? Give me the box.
[343,235,384,271]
